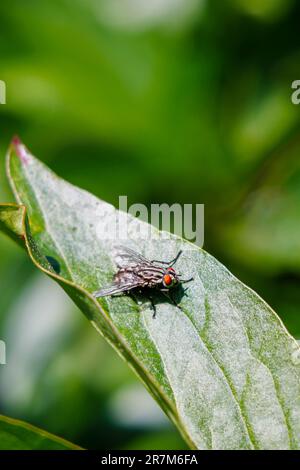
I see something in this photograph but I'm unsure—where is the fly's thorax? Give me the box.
[114,268,137,284]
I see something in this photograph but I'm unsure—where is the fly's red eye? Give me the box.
[163,274,173,286]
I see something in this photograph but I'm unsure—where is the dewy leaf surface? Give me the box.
[1,137,300,450]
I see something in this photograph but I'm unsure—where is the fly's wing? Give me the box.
[114,245,152,269]
[93,268,144,298]
[93,284,124,297]
[93,282,141,298]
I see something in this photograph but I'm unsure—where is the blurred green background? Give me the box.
[0,0,300,450]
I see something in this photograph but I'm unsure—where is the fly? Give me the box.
[93,246,193,317]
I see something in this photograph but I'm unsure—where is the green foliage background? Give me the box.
[0,0,300,449]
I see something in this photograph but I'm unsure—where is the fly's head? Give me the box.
[162,267,179,289]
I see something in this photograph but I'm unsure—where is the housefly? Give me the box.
[93,246,193,317]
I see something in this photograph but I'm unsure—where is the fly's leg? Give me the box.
[182,286,190,296]
[138,293,157,318]
[151,250,182,267]
[128,291,157,318]
[169,291,183,310]
[180,276,194,284]
[160,289,183,311]
[148,295,157,318]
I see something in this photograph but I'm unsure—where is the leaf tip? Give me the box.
[11,135,21,146]
[10,135,30,165]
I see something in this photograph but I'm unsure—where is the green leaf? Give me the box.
[0,203,26,247]
[2,137,300,450]
[0,415,82,450]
